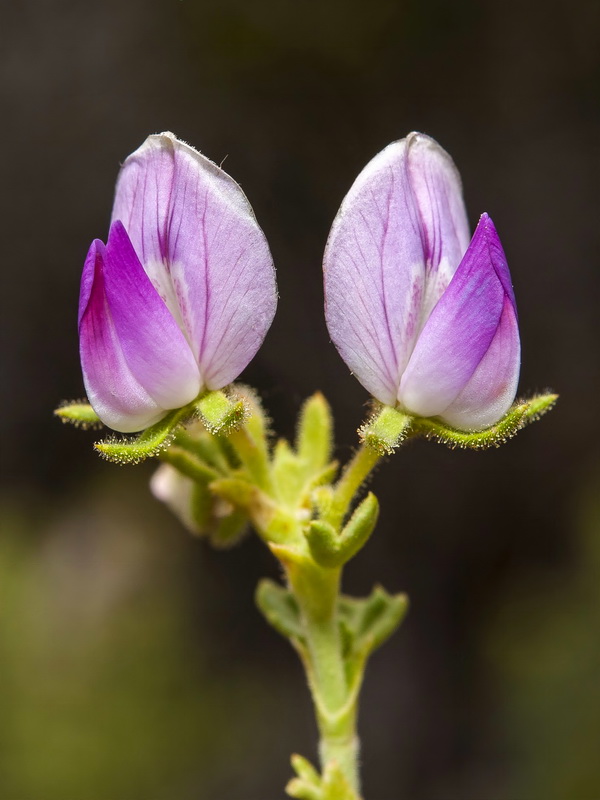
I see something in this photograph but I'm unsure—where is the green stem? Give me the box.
[326,444,381,530]
[288,563,361,796]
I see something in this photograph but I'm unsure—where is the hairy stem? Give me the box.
[288,563,361,795]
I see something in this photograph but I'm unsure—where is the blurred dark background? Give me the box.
[1,0,599,798]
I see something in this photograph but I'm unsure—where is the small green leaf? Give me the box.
[359,404,412,455]
[255,579,304,643]
[339,585,409,660]
[54,400,102,429]
[291,754,321,786]
[209,477,279,536]
[296,392,333,472]
[210,476,266,511]
[308,461,339,491]
[287,750,361,799]
[307,493,379,568]
[94,406,191,464]
[196,389,247,434]
[173,428,232,473]
[412,393,558,450]
[286,778,323,800]
[209,507,249,549]
[160,446,220,483]
[305,519,338,566]
[272,439,306,506]
[312,486,334,518]
[189,481,214,535]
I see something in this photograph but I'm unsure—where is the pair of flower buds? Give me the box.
[79,132,520,434]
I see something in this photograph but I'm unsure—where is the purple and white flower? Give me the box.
[323,132,520,431]
[79,132,277,432]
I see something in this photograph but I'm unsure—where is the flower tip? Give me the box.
[78,238,105,327]
[106,218,127,243]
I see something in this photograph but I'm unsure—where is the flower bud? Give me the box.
[79,132,277,433]
[323,133,520,431]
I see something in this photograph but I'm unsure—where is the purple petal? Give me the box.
[323,133,469,403]
[78,222,201,432]
[399,215,517,422]
[111,132,277,388]
[441,296,520,429]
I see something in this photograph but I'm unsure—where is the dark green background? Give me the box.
[2,0,599,797]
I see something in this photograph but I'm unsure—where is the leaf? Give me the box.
[338,585,409,660]
[306,493,379,568]
[210,477,278,534]
[296,392,333,473]
[209,507,249,549]
[291,754,321,785]
[160,446,220,483]
[255,579,304,643]
[271,439,307,506]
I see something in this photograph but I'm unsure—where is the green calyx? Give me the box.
[195,388,248,434]
[66,389,248,465]
[94,405,194,464]
[358,392,558,456]
[54,400,102,429]
[411,392,559,449]
[359,404,412,455]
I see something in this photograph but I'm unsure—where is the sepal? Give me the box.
[54,400,102,429]
[94,405,192,464]
[412,393,558,449]
[195,389,248,435]
[359,405,412,455]
[306,493,379,568]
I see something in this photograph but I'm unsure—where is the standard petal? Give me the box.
[112,132,277,388]
[398,215,515,421]
[324,139,427,404]
[323,133,469,404]
[440,296,520,429]
[79,223,201,432]
[405,133,471,318]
